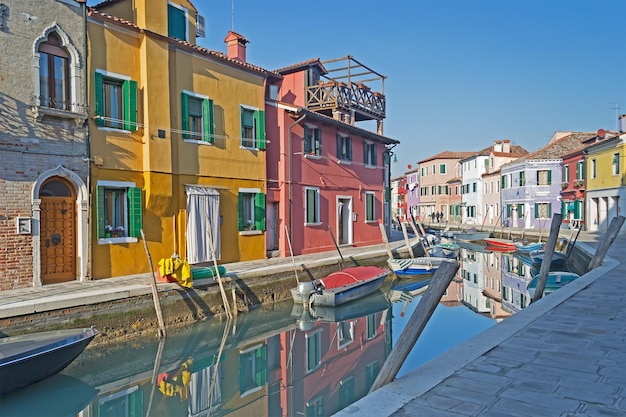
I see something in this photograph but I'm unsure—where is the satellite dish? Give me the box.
[407,164,412,170]
[597,129,606,139]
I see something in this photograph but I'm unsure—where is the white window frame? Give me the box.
[97,180,138,245]
[182,90,211,145]
[240,105,260,149]
[337,321,355,349]
[95,69,132,133]
[365,191,376,222]
[306,329,322,373]
[364,141,376,168]
[612,153,620,176]
[167,2,189,41]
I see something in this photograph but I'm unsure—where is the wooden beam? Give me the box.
[587,216,626,271]
[369,260,459,393]
[530,214,562,304]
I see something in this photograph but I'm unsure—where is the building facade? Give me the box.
[584,132,626,233]
[500,132,593,230]
[0,0,89,289]
[88,0,270,279]
[265,57,398,256]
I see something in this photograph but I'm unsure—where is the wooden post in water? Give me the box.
[587,215,626,272]
[400,222,415,258]
[140,229,167,338]
[369,260,459,393]
[530,213,562,304]
[408,219,430,257]
[379,222,394,259]
[205,215,232,319]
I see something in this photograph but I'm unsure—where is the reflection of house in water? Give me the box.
[62,299,391,417]
[282,299,392,417]
[459,248,491,314]
[501,252,533,313]
[481,251,512,321]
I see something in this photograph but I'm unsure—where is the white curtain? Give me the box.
[186,186,220,264]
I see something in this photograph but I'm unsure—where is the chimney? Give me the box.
[493,140,502,153]
[224,31,249,63]
[502,139,510,153]
[620,114,626,133]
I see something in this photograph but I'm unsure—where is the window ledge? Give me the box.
[98,237,138,245]
[365,220,377,224]
[305,222,322,227]
[240,145,260,151]
[364,164,376,169]
[34,106,88,126]
[240,386,262,398]
[304,154,321,160]
[185,139,213,146]
[338,159,352,165]
[98,126,132,134]
[240,230,262,236]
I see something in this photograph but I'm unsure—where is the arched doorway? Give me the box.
[39,177,76,284]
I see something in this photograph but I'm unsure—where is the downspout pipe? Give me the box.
[287,112,307,248]
[384,143,397,236]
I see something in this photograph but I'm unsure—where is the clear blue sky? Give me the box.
[92,1,626,177]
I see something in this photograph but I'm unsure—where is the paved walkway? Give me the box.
[335,230,626,417]
[0,229,413,320]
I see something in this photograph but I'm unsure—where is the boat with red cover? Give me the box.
[484,238,516,250]
[290,266,390,307]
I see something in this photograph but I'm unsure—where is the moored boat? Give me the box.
[0,327,98,396]
[290,266,390,307]
[526,271,580,298]
[387,257,446,276]
[451,231,491,242]
[529,249,568,269]
[514,241,544,253]
[429,242,460,259]
[484,238,516,250]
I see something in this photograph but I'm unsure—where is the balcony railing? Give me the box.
[305,81,386,121]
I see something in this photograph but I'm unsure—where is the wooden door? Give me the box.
[40,179,76,284]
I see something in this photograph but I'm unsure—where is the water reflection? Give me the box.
[0,244,567,417]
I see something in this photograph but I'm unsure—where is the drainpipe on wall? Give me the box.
[287,112,307,245]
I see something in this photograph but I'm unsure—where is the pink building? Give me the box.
[265,57,399,256]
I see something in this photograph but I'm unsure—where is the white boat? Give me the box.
[290,266,390,307]
[387,257,446,276]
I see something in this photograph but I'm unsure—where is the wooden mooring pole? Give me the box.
[369,259,459,393]
[140,229,167,338]
[587,215,626,272]
[530,214,562,304]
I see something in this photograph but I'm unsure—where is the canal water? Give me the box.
[0,244,576,417]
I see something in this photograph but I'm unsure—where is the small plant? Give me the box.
[574,180,584,188]
[561,182,568,189]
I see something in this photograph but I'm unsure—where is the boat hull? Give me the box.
[387,257,445,276]
[290,266,390,307]
[527,272,580,298]
[0,328,98,396]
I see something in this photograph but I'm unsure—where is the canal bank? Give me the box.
[0,230,416,341]
[334,229,626,417]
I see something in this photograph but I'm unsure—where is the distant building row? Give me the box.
[392,127,626,233]
[0,0,398,290]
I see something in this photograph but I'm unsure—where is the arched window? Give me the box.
[38,32,70,110]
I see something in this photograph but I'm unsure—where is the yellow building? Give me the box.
[88,0,269,279]
[584,133,626,232]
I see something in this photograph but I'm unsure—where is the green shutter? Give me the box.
[562,201,567,217]
[181,93,189,139]
[518,204,523,217]
[548,203,552,216]
[94,72,104,127]
[372,144,377,166]
[96,186,105,238]
[363,143,368,164]
[547,170,552,185]
[347,137,352,160]
[238,354,246,394]
[336,134,342,159]
[306,189,315,223]
[237,193,244,231]
[303,127,311,154]
[501,176,505,189]
[255,193,266,231]
[127,187,142,237]
[203,98,214,143]
[128,390,144,417]
[167,5,186,40]
[255,110,266,149]
[255,345,267,386]
[123,80,138,131]
[534,203,539,219]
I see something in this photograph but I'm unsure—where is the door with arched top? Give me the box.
[40,177,76,284]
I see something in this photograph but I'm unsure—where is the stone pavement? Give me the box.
[334,230,626,417]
